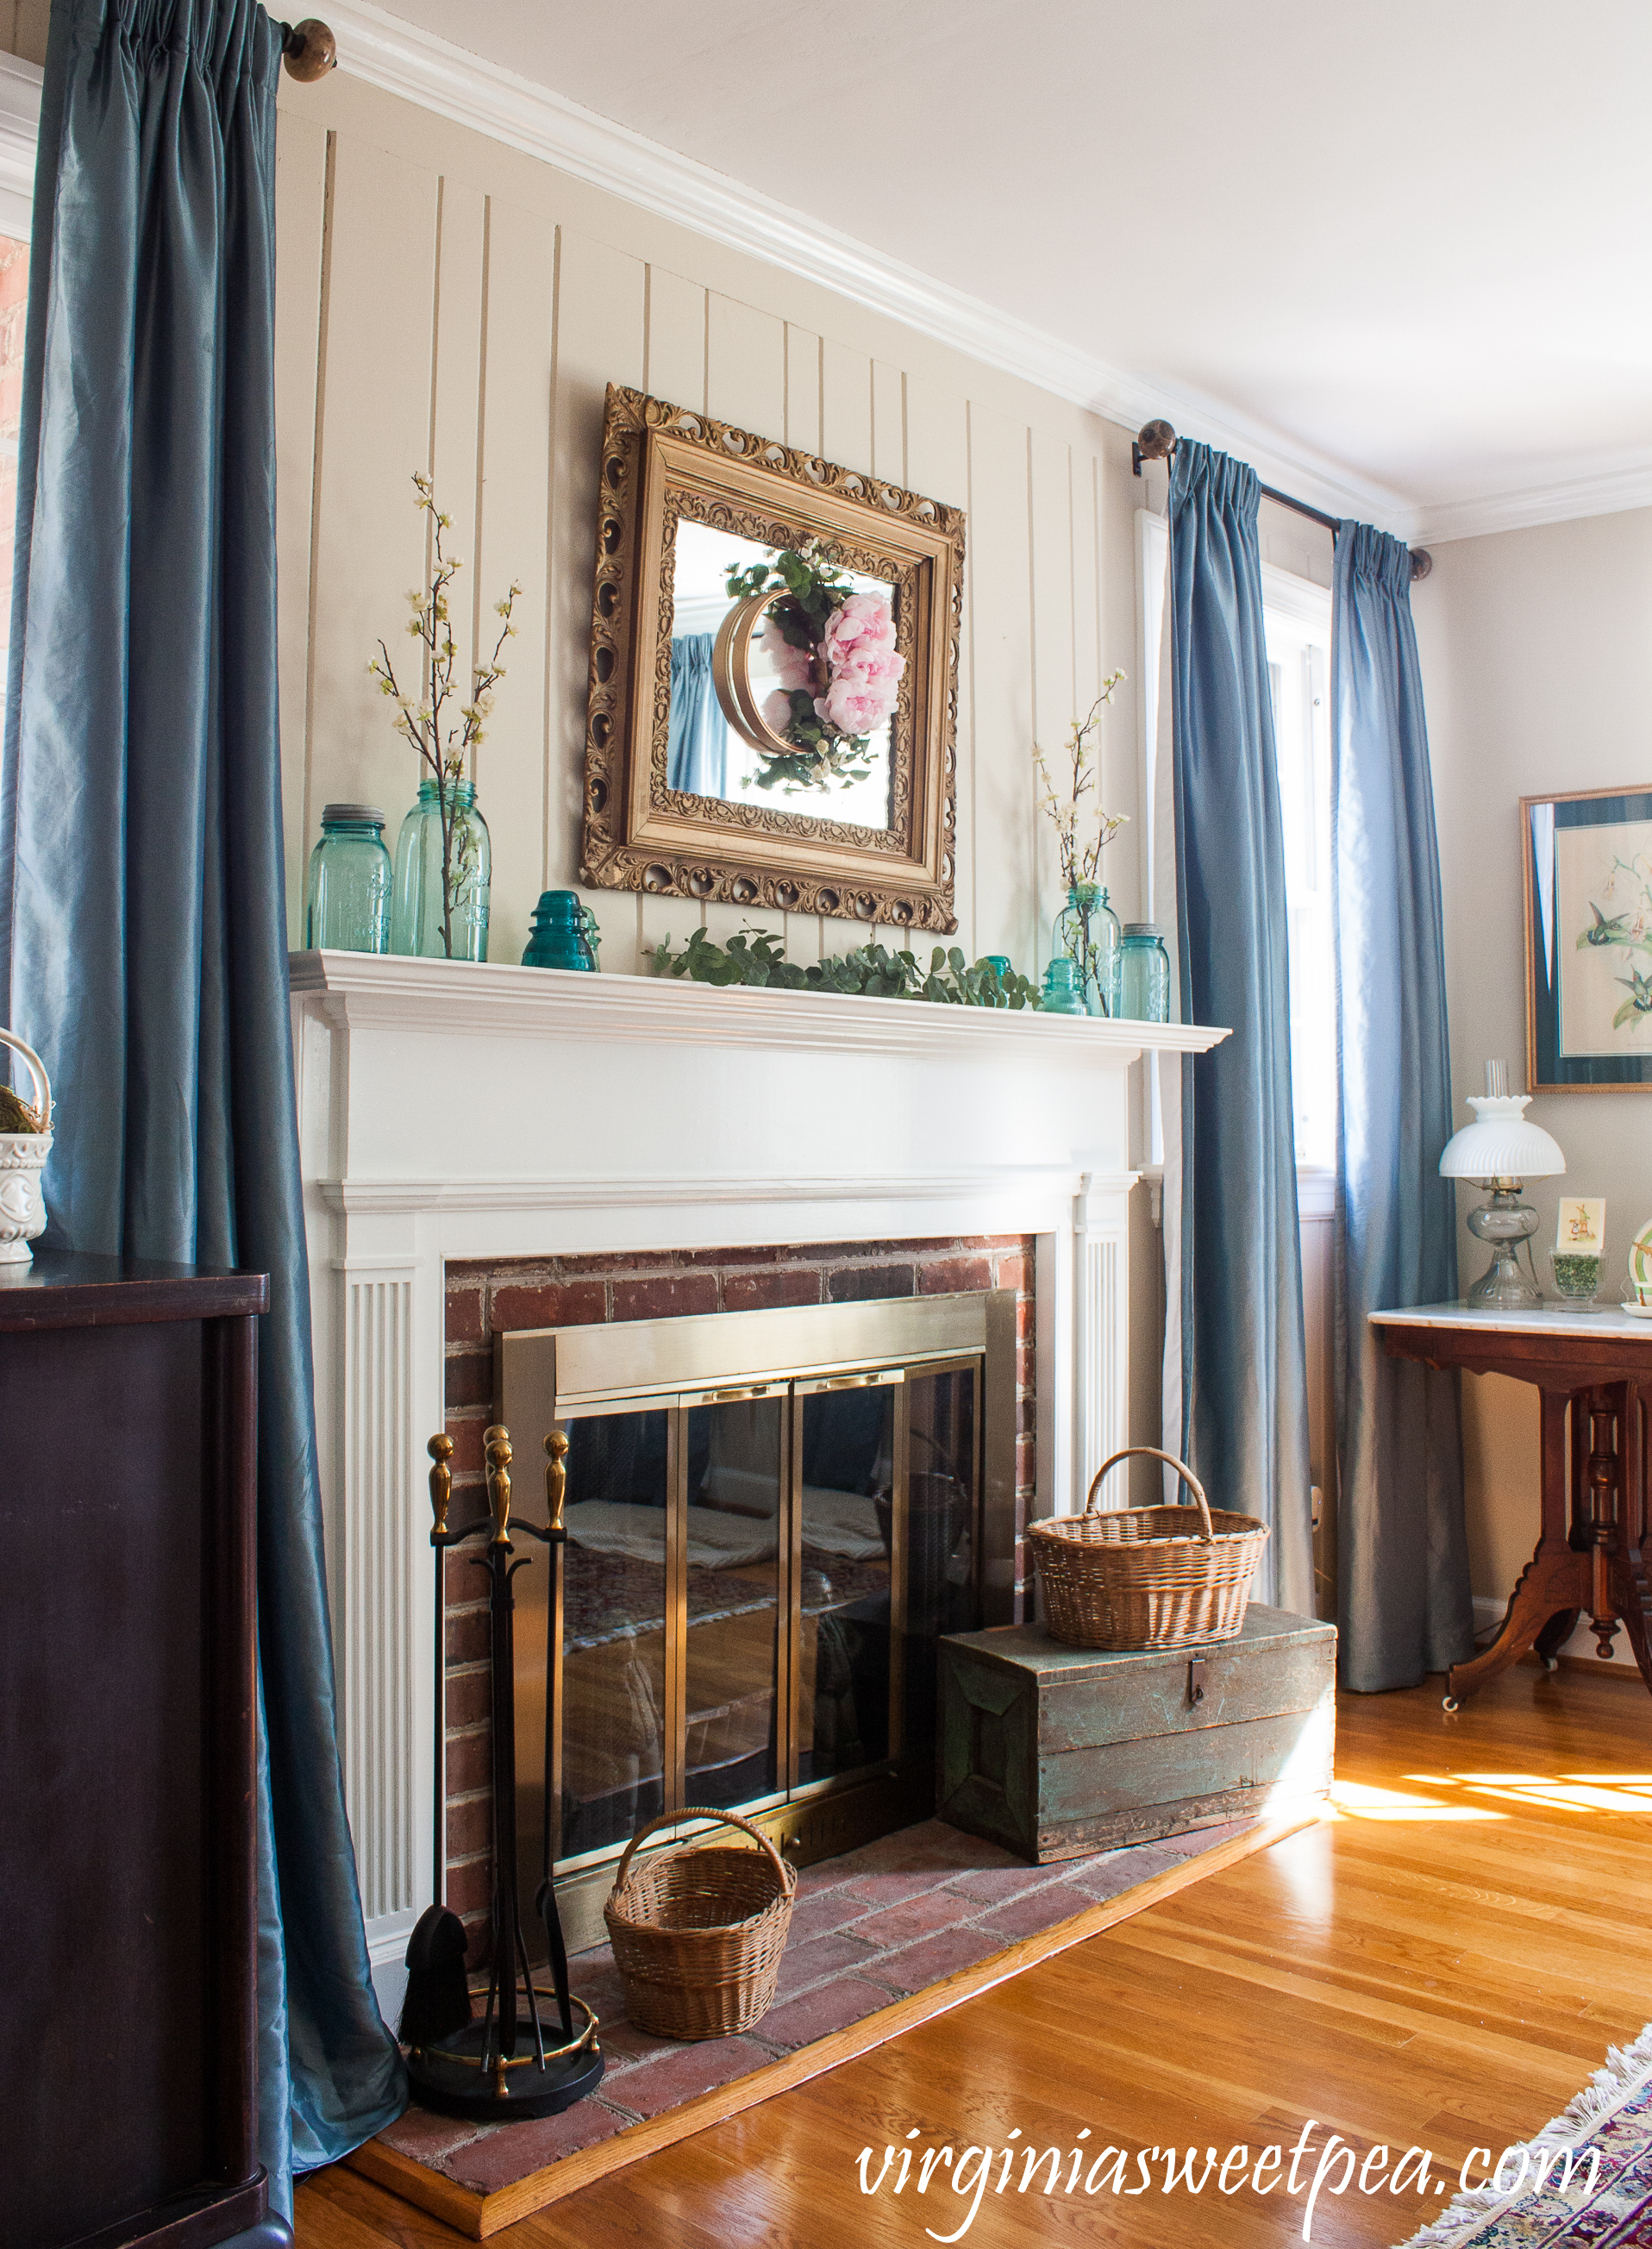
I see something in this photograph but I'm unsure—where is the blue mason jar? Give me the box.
[1117,923,1171,1022]
[523,891,598,971]
[390,777,491,961]
[1053,880,1122,1016]
[304,803,391,952]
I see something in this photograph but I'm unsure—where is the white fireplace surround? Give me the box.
[289,949,1227,1985]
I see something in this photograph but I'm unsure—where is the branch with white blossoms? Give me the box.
[366,470,522,957]
[1033,673,1129,893]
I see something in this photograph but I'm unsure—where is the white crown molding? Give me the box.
[1409,461,1652,548]
[322,0,1411,534]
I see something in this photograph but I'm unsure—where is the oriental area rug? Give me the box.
[1401,2029,1652,2249]
[349,1808,1310,2239]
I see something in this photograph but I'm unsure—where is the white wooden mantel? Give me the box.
[289,949,1229,1985]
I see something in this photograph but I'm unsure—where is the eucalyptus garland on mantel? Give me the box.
[647,927,1043,1008]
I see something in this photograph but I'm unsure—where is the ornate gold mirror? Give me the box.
[579,385,964,930]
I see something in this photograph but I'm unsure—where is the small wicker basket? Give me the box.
[1028,1445,1269,1651]
[604,1807,798,2040]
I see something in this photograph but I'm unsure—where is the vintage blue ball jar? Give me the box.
[304,803,391,952]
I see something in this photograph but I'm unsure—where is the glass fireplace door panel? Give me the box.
[684,1396,784,1809]
[904,1365,980,1752]
[797,1382,895,1785]
[558,1407,669,1859]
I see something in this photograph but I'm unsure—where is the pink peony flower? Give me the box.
[760,687,797,734]
[817,673,898,736]
[820,592,898,676]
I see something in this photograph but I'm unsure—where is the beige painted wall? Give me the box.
[1413,511,1652,1620]
[0,3,47,68]
[268,73,1147,978]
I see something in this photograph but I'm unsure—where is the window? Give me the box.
[1261,575,1334,1171]
[1134,512,1336,1172]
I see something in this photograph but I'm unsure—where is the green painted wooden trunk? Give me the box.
[937,1604,1336,1863]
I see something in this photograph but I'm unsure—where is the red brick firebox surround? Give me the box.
[440,1235,1036,1959]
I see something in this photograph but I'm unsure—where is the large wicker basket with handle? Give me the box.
[1028,1445,1269,1651]
[604,1807,797,2040]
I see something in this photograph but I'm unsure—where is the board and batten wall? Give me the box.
[1414,511,1652,1662]
[267,71,1148,984]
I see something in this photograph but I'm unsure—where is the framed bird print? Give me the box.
[1523,784,1652,1090]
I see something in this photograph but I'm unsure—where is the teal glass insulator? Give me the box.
[1117,923,1171,1023]
[983,954,1012,1005]
[1041,957,1087,1015]
[576,901,602,969]
[1053,880,1122,1016]
[390,776,491,961]
[304,803,391,952]
[523,891,598,971]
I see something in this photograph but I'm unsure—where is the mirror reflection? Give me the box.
[667,518,898,830]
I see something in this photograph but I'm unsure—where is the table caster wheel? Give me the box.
[1442,1695,1460,1713]
[1540,1653,1559,1671]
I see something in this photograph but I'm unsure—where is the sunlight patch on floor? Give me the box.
[1330,1778,1505,1821]
[1395,1769,1652,1814]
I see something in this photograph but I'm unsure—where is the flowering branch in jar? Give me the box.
[1034,673,1129,1014]
[367,470,521,957]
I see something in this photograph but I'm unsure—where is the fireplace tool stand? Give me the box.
[404,1425,605,2121]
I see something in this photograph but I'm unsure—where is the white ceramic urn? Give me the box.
[0,1029,52,1263]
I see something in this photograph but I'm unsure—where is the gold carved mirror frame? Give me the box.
[579,385,965,931]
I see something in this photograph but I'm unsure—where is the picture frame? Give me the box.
[578,385,964,933]
[1523,783,1652,1091]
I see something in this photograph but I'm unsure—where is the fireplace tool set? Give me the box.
[400,1424,605,2120]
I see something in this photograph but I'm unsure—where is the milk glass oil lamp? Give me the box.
[1437,1062,1566,1310]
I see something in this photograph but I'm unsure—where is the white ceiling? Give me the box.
[364,0,1652,539]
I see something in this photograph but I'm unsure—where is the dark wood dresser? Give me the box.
[0,1255,285,2249]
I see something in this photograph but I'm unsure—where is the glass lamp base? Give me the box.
[1465,1246,1542,1310]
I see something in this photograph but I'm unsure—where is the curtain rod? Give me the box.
[278,16,337,81]
[1132,419,1432,581]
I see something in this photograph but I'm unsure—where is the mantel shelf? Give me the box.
[288,950,1231,1063]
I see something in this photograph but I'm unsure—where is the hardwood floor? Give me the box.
[297,1664,1652,2249]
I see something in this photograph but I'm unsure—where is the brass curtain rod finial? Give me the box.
[281,17,337,81]
[1134,419,1179,474]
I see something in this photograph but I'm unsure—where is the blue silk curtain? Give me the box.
[1332,523,1471,1690]
[667,631,729,795]
[1167,442,1313,1612]
[3,0,404,2212]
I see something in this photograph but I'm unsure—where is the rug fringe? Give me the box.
[1393,2024,1652,2249]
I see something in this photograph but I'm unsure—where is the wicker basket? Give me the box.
[604,1807,797,2040]
[1028,1445,1269,1651]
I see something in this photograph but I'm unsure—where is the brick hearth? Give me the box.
[440,1235,1036,1956]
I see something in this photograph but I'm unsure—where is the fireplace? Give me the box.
[289,947,1226,2004]
[497,1289,1016,1952]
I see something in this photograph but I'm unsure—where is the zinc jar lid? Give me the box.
[1122,922,1163,938]
[321,802,385,827]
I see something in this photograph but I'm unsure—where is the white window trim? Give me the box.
[0,55,41,241]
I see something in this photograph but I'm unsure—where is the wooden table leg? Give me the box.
[1445,1384,1590,1709]
[1610,1378,1652,1695]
